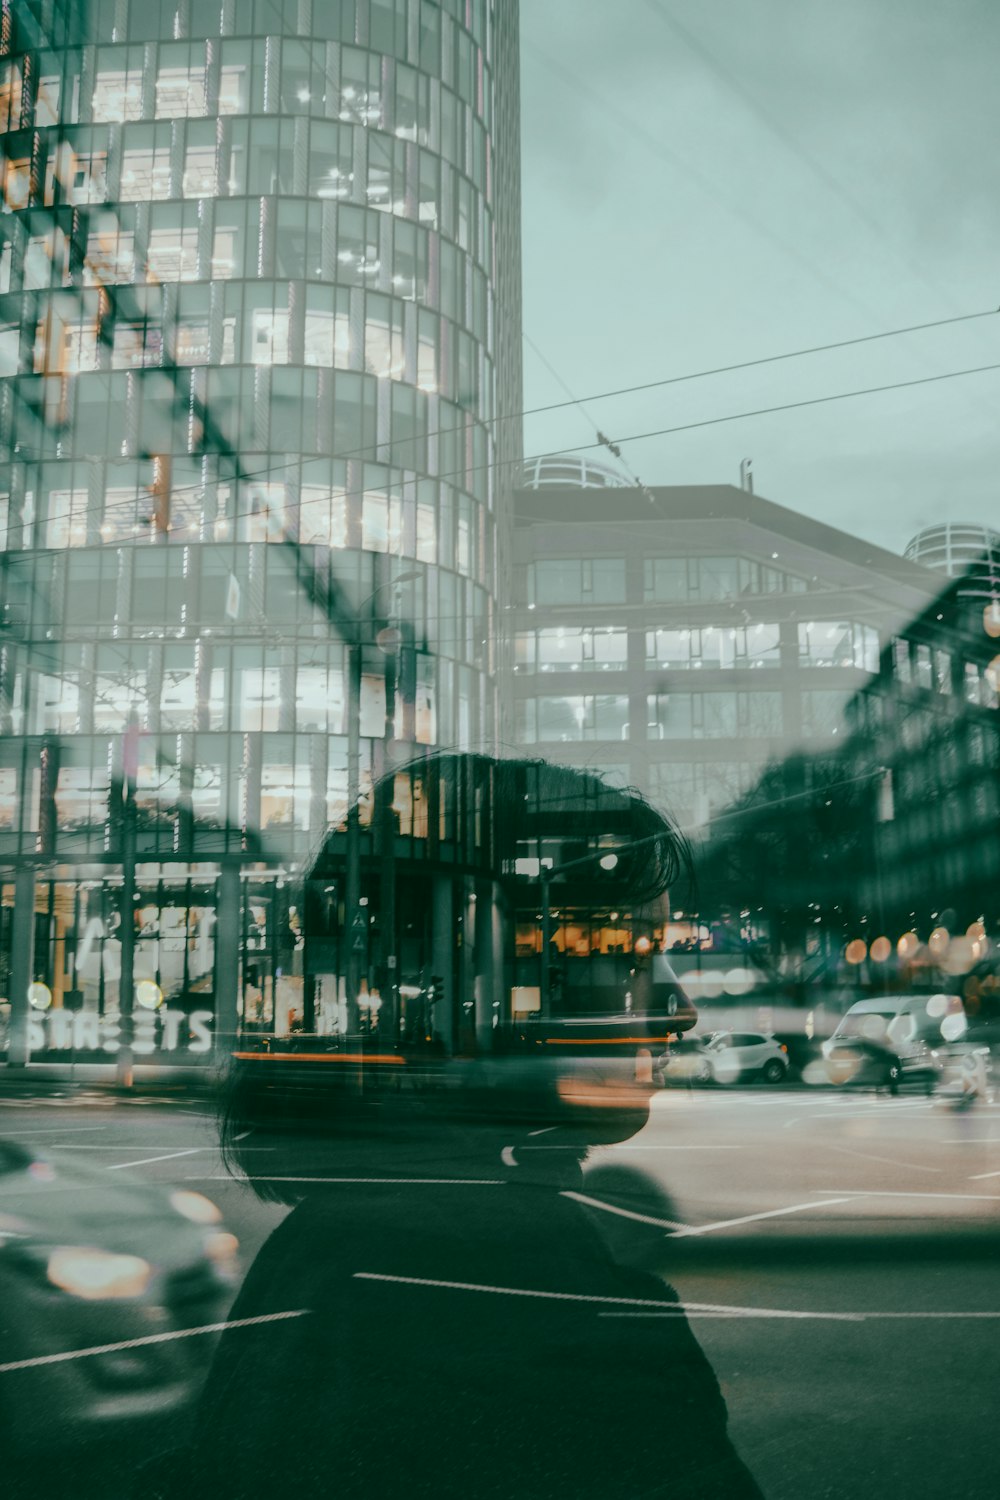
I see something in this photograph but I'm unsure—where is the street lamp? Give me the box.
[344,567,421,1040]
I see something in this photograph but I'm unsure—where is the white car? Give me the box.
[695,1030,789,1085]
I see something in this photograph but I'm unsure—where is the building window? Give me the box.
[530,558,626,606]
[798,621,878,672]
[647,691,783,740]
[801,690,849,738]
[524,694,630,743]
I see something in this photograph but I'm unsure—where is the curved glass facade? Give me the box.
[905,523,1000,600]
[0,0,522,1059]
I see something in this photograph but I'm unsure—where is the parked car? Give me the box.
[0,1137,239,1459]
[658,1030,789,1085]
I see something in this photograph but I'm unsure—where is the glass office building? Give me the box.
[0,0,522,1064]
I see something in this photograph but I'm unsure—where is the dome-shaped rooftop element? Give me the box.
[521,453,631,491]
[905,523,1000,599]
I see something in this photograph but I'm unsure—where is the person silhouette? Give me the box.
[149,756,763,1499]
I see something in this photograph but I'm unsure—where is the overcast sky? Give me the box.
[518,0,1000,554]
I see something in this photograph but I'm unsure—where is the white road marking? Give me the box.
[535,1143,741,1152]
[562,1189,687,1232]
[0,1126,109,1136]
[527,1126,558,1136]
[106,1147,206,1171]
[352,1273,881,1323]
[0,1310,310,1375]
[235,1130,253,1140]
[668,1197,856,1237]
[601,1309,1000,1321]
[969,1169,1000,1180]
[354,1271,684,1307]
[26,1144,215,1151]
[812,1188,1000,1202]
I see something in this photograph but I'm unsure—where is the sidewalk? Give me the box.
[0,1061,219,1101]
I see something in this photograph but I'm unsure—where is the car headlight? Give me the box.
[170,1190,222,1225]
[47,1247,153,1300]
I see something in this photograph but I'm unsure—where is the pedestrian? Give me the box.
[145,756,762,1499]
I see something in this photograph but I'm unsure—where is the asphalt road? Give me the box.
[1,1082,998,1499]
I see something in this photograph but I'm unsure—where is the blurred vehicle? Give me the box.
[657,1030,788,1085]
[822,1035,942,1095]
[821,995,962,1095]
[0,1138,239,1458]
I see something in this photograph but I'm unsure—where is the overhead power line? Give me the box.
[519,309,998,426]
[463,357,1000,486]
[10,346,999,545]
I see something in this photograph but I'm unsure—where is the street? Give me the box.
[1,1083,998,1499]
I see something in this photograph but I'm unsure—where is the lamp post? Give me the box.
[344,567,420,1041]
[538,831,673,1015]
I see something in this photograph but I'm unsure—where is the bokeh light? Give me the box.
[845,939,868,965]
[897,931,920,959]
[928,926,950,958]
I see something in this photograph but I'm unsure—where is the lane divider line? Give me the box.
[0,1310,310,1375]
[668,1197,856,1237]
[107,1147,206,1171]
[561,1189,688,1232]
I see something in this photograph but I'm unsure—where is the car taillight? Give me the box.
[780,1044,787,1053]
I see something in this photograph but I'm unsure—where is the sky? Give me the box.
[518,0,1000,555]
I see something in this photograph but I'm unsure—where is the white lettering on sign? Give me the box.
[22,1007,215,1056]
